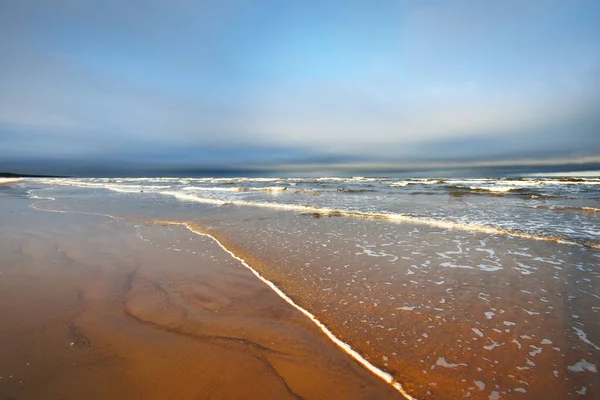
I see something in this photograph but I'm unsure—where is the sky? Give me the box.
[1,0,599,176]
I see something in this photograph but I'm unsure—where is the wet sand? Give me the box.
[196,210,600,399]
[6,182,600,399]
[0,197,400,399]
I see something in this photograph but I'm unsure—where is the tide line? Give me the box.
[27,199,417,399]
[30,180,600,249]
[159,191,600,250]
[183,222,417,400]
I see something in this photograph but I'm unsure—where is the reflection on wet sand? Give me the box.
[4,182,599,399]
[202,211,600,399]
[0,198,399,399]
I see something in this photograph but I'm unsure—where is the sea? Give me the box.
[17,176,600,399]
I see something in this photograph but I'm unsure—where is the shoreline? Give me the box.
[0,196,402,399]
[25,199,414,398]
[182,222,416,399]
[9,184,600,398]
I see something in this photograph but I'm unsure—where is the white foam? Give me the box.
[468,186,515,193]
[573,327,600,350]
[30,178,600,249]
[35,179,170,193]
[528,345,542,357]
[576,386,587,395]
[534,257,561,265]
[484,312,495,320]
[476,247,497,259]
[578,289,600,299]
[478,264,502,272]
[440,262,473,269]
[514,263,536,275]
[472,328,484,337]
[522,309,540,315]
[256,186,287,192]
[0,178,23,184]
[435,357,467,368]
[182,186,245,192]
[483,340,502,351]
[389,181,410,187]
[567,359,597,373]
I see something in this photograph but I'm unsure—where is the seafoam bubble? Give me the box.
[478,264,503,272]
[472,328,484,337]
[528,346,542,357]
[567,360,597,373]
[576,386,587,395]
[483,340,502,351]
[435,357,467,368]
[440,262,473,269]
[573,327,600,351]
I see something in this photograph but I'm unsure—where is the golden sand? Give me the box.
[0,206,400,399]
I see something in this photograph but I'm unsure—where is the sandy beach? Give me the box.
[3,1,599,397]
[0,193,400,399]
[2,178,599,399]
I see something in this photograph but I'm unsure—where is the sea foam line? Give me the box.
[27,197,416,399]
[28,181,600,248]
[182,222,416,399]
[0,178,23,185]
[158,191,600,249]
[29,178,600,249]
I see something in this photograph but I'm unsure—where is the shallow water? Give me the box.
[17,177,600,398]
[30,176,600,246]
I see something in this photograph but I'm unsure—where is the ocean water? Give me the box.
[28,176,600,246]
[20,176,600,399]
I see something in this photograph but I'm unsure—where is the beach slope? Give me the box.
[0,196,400,399]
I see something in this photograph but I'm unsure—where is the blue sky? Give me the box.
[1,0,599,175]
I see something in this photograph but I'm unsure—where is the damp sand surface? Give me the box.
[196,208,600,399]
[8,180,600,399]
[0,198,399,399]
